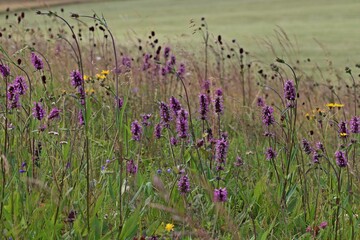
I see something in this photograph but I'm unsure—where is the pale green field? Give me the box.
[3,0,360,66]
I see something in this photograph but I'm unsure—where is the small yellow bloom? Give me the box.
[96,73,106,80]
[340,133,348,137]
[83,75,89,81]
[165,223,174,232]
[85,88,95,95]
[101,70,110,76]
[326,103,344,109]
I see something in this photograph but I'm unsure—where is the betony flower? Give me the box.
[32,102,46,121]
[234,156,244,167]
[169,96,182,117]
[164,47,171,59]
[335,150,347,168]
[78,110,85,126]
[170,137,178,146]
[214,88,224,115]
[177,63,186,77]
[70,70,83,88]
[265,147,277,160]
[262,105,275,126]
[30,52,43,70]
[154,123,162,139]
[199,93,209,120]
[176,109,189,139]
[131,120,142,141]
[14,76,27,95]
[48,107,61,120]
[215,138,229,164]
[284,79,296,101]
[312,151,321,164]
[141,113,152,126]
[350,116,360,134]
[122,56,132,68]
[316,142,325,153]
[302,138,312,155]
[159,102,172,127]
[338,121,349,138]
[0,64,10,78]
[126,159,138,175]
[178,175,190,194]
[214,188,228,202]
[257,97,265,107]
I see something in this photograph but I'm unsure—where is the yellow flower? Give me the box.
[101,70,110,76]
[165,223,174,232]
[96,74,106,80]
[85,88,95,95]
[340,133,348,137]
[83,75,89,81]
[326,103,344,109]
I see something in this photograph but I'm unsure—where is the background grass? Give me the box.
[2,0,359,67]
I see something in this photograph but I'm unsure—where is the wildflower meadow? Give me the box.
[0,1,360,239]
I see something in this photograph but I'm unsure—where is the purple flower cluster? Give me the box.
[335,150,347,168]
[257,97,265,107]
[30,52,44,70]
[154,123,162,139]
[199,93,209,120]
[14,76,27,95]
[126,159,138,175]
[32,102,46,121]
[169,96,182,117]
[214,187,228,202]
[176,109,189,139]
[214,88,224,115]
[262,105,275,126]
[312,151,321,164]
[176,63,186,77]
[350,116,360,134]
[164,47,171,59]
[0,64,10,78]
[48,107,61,120]
[178,175,190,195]
[142,53,151,71]
[284,80,296,101]
[265,147,277,160]
[234,156,244,167]
[215,138,229,164]
[316,142,325,153]
[7,76,28,109]
[141,113,152,126]
[116,97,123,110]
[338,121,349,138]
[159,102,172,127]
[78,110,85,126]
[122,56,132,68]
[302,138,312,155]
[131,120,142,141]
[70,70,83,88]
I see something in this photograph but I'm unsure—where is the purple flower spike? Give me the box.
[70,70,83,88]
[48,107,61,120]
[170,137,178,146]
[122,56,132,68]
[154,123,162,139]
[319,221,328,229]
[126,159,138,175]
[30,52,44,70]
[131,120,142,141]
[338,121,349,138]
[312,151,321,164]
[176,109,189,139]
[164,47,171,59]
[177,63,185,77]
[265,147,277,160]
[214,188,228,202]
[159,102,172,128]
[199,94,209,120]
[215,138,229,164]
[141,113,152,126]
[0,64,10,78]
[335,150,347,168]
[78,110,85,126]
[262,105,275,126]
[350,116,360,134]
[284,80,296,101]
[178,175,190,195]
[116,97,123,109]
[32,102,46,121]
[257,97,265,107]
[169,96,182,117]
[214,88,224,115]
[14,76,27,95]
[302,138,313,155]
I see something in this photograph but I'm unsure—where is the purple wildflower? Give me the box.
[142,53,151,71]
[202,79,210,93]
[126,159,138,175]
[154,123,162,139]
[338,121,349,138]
[284,80,296,101]
[78,110,85,126]
[141,113,152,126]
[169,96,182,117]
[170,55,176,65]
[196,139,204,148]
[122,56,132,68]
[0,64,10,78]
[131,120,142,141]
[265,147,277,160]
[160,66,168,76]
[164,47,171,59]
[214,88,224,115]
[7,84,20,109]
[176,109,189,139]
[70,70,83,88]
[215,138,229,164]
[177,63,185,77]
[48,107,61,120]
[14,76,27,95]
[178,175,190,194]
[214,188,228,202]
[302,138,312,155]
[335,150,347,168]
[257,97,265,107]
[30,52,43,70]
[32,102,46,121]
[234,156,244,167]
[350,116,360,134]
[319,221,328,229]
[170,137,178,146]
[199,94,209,120]
[312,151,321,164]
[262,105,275,126]
[116,97,123,109]
[159,102,172,127]
[316,142,325,153]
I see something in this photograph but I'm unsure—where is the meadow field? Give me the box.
[0,0,360,239]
